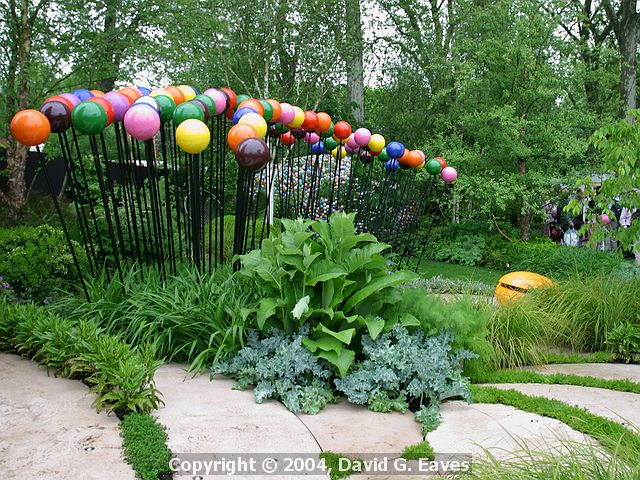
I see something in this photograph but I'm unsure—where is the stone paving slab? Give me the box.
[483,383,640,427]
[523,363,640,382]
[0,353,134,480]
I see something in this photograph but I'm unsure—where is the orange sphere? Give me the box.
[118,87,141,105]
[397,148,410,165]
[495,271,553,305]
[265,99,281,123]
[406,150,423,168]
[316,112,332,133]
[10,110,51,146]
[89,89,105,97]
[237,99,264,117]
[227,124,257,151]
[164,86,186,105]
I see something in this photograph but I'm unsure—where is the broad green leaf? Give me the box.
[318,348,355,377]
[344,270,419,311]
[399,313,421,327]
[302,335,343,353]
[317,324,355,345]
[363,315,385,340]
[256,298,282,330]
[307,260,347,286]
[322,279,334,308]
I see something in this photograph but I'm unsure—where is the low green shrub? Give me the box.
[334,325,477,435]
[0,301,163,415]
[606,322,640,363]
[0,225,86,302]
[430,234,486,266]
[213,328,337,414]
[382,289,494,375]
[401,440,435,461]
[120,413,172,480]
[236,212,418,376]
[60,263,253,372]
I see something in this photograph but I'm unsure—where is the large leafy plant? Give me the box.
[236,212,418,376]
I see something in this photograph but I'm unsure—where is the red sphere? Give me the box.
[220,88,237,109]
[280,131,295,146]
[333,120,351,140]
[301,110,318,132]
[88,97,115,125]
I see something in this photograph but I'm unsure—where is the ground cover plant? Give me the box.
[0,301,163,415]
[120,413,172,480]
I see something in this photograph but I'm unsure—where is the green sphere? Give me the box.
[173,101,204,126]
[71,101,107,135]
[426,158,442,175]
[259,99,274,122]
[236,94,251,105]
[321,123,334,138]
[194,94,215,112]
[324,137,338,150]
[154,94,176,124]
[275,123,288,134]
[377,147,390,162]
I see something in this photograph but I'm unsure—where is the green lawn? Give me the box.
[409,259,505,285]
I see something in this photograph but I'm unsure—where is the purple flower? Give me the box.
[386,260,393,266]
[387,270,393,275]
[2,282,9,289]
[43,299,50,305]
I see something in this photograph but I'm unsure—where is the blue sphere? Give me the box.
[386,141,404,158]
[311,141,325,154]
[232,106,258,125]
[384,159,400,172]
[190,86,199,95]
[73,88,93,101]
[137,86,151,96]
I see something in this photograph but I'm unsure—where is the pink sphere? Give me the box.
[60,93,81,107]
[279,103,295,125]
[346,133,358,149]
[124,104,160,141]
[203,88,227,115]
[354,128,371,147]
[600,213,611,224]
[305,132,320,144]
[441,166,458,183]
[345,143,357,154]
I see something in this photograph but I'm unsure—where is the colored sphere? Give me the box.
[333,121,352,140]
[176,118,210,153]
[311,141,325,154]
[134,95,159,111]
[118,87,142,105]
[434,156,446,169]
[321,123,334,138]
[124,104,160,141]
[279,103,295,125]
[237,112,268,138]
[287,106,305,128]
[360,151,374,164]
[59,93,81,107]
[203,89,227,114]
[259,99,274,122]
[305,132,320,144]
[441,166,458,183]
[137,87,151,96]
[164,86,186,105]
[73,89,93,101]
[195,94,215,112]
[377,148,390,162]
[368,134,385,152]
[150,88,173,99]
[238,99,264,117]
[346,133,358,149]
[316,112,332,133]
[280,131,295,146]
[235,137,270,172]
[354,128,371,147]
[154,94,176,123]
[386,141,404,158]
[220,88,237,108]
[301,110,318,131]
[227,124,257,151]
[88,97,115,125]
[385,159,400,172]
[332,146,347,159]
[426,159,442,175]
[10,110,51,146]
[291,127,306,139]
[406,150,423,168]
[324,137,338,150]
[71,101,107,135]
[173,101,204,125]
[39,101,71,133]
[89,89,105,98]
[45,95,74,111]
[191,99,211,122]
[235,94,251,105]
[104,92,130,122]
[177,85,197,101]
[232,106,258,125]
[265,99,281,123]
[397,148,410,165]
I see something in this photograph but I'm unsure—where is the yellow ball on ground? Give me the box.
[176,119,210,154]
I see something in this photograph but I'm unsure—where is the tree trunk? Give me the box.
[518,120,531,241]
[619,25,639,121]
[345,0,364,123]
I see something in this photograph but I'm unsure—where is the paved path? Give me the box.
[0,353,134,480]
[482,383,640,428]
[524,363,640,382]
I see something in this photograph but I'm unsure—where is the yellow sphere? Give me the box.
[415,160,425,171]
[331,146,346,159]
[495,271,553,305]
[150,88,173,98]
[176,119,210,154]
[287,106,305,128]
[238,112,268,138]
[368,133,385,151]
[177,85,197,101]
